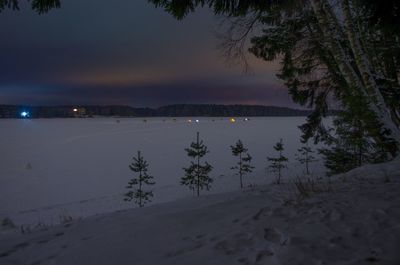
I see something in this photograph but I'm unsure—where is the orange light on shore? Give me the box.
[73,108,78,112]
[229,118,236,123]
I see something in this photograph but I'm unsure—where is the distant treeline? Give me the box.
[0,104,330,118]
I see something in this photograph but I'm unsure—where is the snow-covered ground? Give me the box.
[0,158,399,265]
[0,117,327,225]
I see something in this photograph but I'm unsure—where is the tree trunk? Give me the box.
[310,0,400,156]
[278,165,281,184]
[278,149,282,184]
[139,152,143,207]
[239,153,243,189]
[341,0,400,145]
[196,132,200,197]
[305,150,310,175]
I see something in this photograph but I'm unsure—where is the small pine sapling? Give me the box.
[182,132,213,196]
[267,139,288,184]
[296,144,318,175]
[231,140,254,189]
[124,151,155,207]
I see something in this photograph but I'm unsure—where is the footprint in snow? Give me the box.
[264,228,282,244]
[209,236,219,242]
[195,234,206,239]
[214,233,255,255]
[255,249,274,263]
[37,232,65,245]
[165,241,204,257]
[237,257,251,264]
[0,242,30,258]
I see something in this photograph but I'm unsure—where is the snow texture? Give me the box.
[0,158,399,265]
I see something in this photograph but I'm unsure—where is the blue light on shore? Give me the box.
[20,111,29,118]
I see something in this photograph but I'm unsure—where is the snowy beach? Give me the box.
[1,159,399,265]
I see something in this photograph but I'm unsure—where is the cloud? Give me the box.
[0,76,297,108]
[0,0,294,108]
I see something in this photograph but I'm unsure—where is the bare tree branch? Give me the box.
[215,11,262,72]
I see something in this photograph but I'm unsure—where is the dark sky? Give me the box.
[0,0,294,108]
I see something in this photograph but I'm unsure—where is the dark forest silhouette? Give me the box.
[0,104,315,118]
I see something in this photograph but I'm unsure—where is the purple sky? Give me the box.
[0,0,296,108]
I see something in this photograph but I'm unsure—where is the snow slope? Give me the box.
[0,159,399,265]
[0,117,327,225]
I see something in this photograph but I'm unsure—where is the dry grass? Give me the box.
[291,175,333,200]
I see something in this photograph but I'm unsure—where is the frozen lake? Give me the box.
[0,117,326,225]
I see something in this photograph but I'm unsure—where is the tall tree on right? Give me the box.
[230,139,254,189]
[268,139,289,184]
[148,0,400,159]
[181,132,213,196]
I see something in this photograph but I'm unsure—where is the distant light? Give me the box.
[195,119,200,123]
[229,118,236,123]
[187,119,192,123]
[73,108,78,112]
[20,111,29,118]
[244,118,249,121]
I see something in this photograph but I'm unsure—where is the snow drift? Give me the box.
[0,159,399,265]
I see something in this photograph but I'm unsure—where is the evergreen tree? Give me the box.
[267,139,288,184]
[320,146,357,176]
[296,144,317,175]
[149,0,400,157]
[320,106,388,176]
[230,140,254,189]
[182,132,213,196]
[124,151,155,207]
[0,0,61,14]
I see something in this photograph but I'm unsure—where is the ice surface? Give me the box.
[0,117,327,225]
